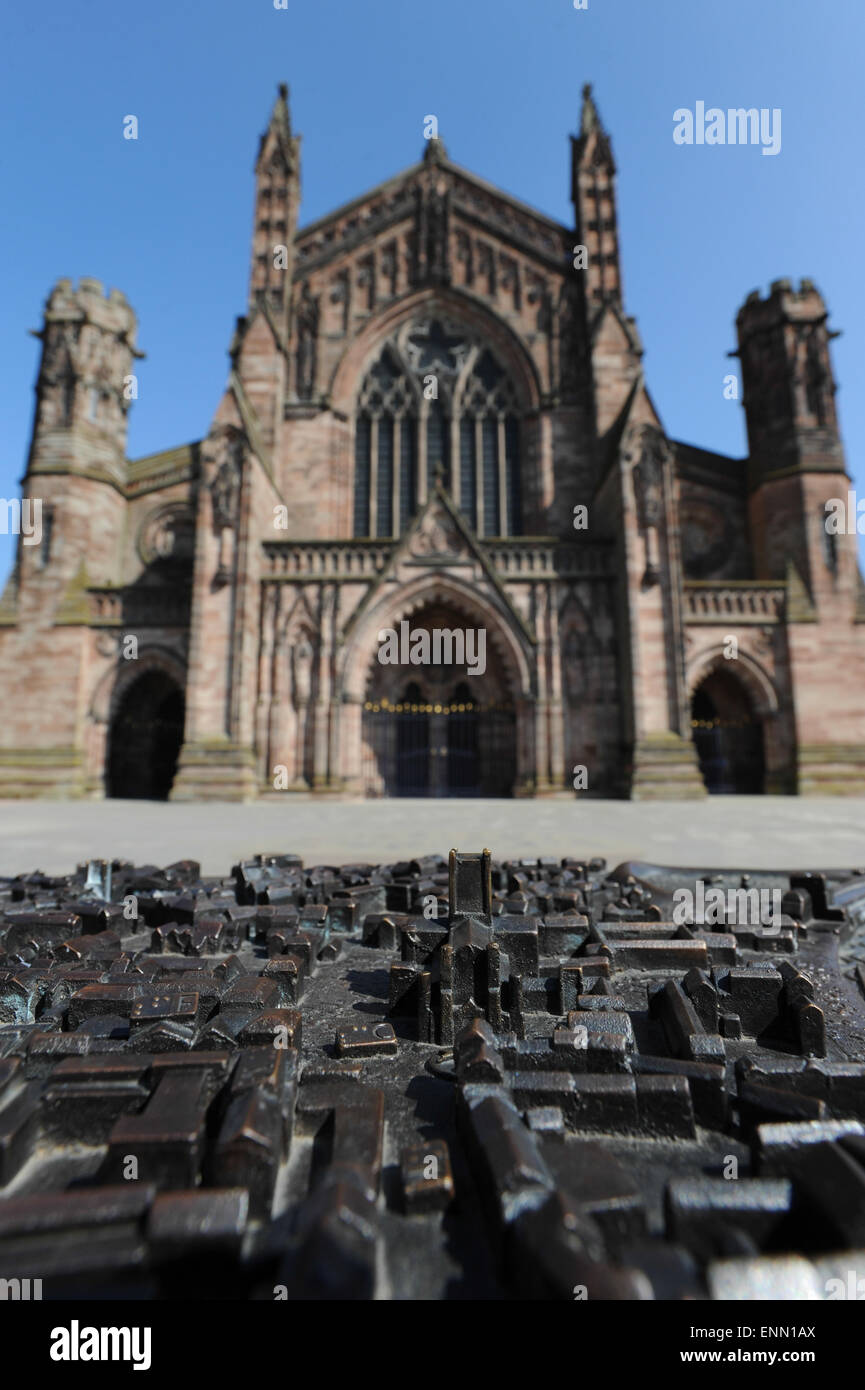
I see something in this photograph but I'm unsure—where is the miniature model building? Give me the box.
[1,847,865,1299]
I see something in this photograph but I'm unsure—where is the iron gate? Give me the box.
[362,697,514,797]
[692,719,765,794]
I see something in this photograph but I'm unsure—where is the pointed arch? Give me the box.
[89,645,187,725]
[687,646,774,795]
[687,644,779,718]
[332,288,541,541]
[101,654,187,800]
[348,574,527,798]
[330,286,542,416]
[345,297,531,539]
[338,571,534,704]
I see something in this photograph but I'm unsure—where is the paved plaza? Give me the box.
[0,796,863,877]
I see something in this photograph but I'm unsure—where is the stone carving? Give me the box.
[450,183,563,259]
[793,323,832,427]
[409,508,461,557]
[138,503,196,567]
[679,500,734,580]
[294,187,415,270]
[624,423,671,588]
[562,626,585,699]
[42,323,80,378]
[206,425,245,584]
[402,318,469,380]
[330,269,351,334]
[85,326,115,386]
[455,229,474,287]
[805,331,830,424]
[95,631,123,659]
[380,241,399,299]
[209,436,243,531]
[37,383,63,429]
[413,182,451,285]
[295,282,320,399]
[499,255,521,311]
[356,255,376,312]
[426,188,451,284]
[752,627,774,658]
[557,283,584,399]
[593,606,615,653]
[292,634,314,704]
[627,424,667,531]
[477,242,497,297]
[38,324,81,427]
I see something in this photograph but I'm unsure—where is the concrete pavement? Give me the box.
[0,796,863,876]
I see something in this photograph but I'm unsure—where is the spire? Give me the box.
[580,82,599,135]
[573,81,614,170]
[423,134,448,165]
[275,83,291,134]
[255,81,298,174]
[248,84,302,314]
[570,83,622,307]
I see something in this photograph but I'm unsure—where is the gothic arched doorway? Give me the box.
[361,605,516,797]
[107,670,185,800]
[691,667,765,794]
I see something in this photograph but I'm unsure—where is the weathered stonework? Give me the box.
[1,85,862,800]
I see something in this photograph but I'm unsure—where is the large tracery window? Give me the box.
[352,319,523,538]
[458,350,522,538]
[353,349,418,540]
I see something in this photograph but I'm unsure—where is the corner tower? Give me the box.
[736,279,865,792]
[0,278,142,795]
[19,278,141,617]
[736,278,848,596]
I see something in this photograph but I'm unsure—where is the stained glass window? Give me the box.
[353,325,522,538]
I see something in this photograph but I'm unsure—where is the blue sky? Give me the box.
[1,0,862,583]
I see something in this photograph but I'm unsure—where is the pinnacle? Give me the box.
[272,81,292,135]
[255,82,298,173]
[575,83,614,170]
[580,82,600,135]
[423,134,448,164]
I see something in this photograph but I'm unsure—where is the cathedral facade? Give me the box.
[2,84,864,802]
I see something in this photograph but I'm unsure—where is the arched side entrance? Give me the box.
[107,670,185,800]
[690,666,765,794]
